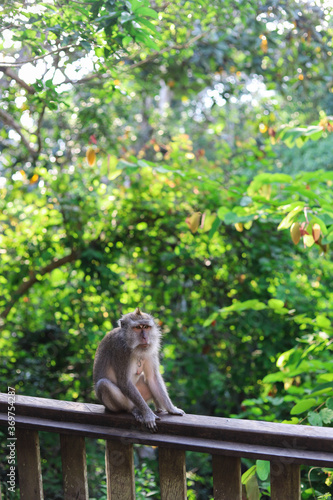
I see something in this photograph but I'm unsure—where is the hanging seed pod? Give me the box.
[86,147,96,166]
[312,223,321,242]
[186,212,201,233]
[290,222,301,244]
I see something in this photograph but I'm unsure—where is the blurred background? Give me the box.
[0,0,332,498]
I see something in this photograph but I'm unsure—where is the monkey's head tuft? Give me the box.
[118,309,154,328]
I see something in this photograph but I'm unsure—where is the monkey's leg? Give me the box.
[148,372,185,416]
[95,378,134,412]
[136,375,153,401]
[136,376,163,412]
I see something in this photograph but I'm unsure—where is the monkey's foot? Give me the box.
[131,408,145,423]
[169,407,185,416]
[132,408,160,432]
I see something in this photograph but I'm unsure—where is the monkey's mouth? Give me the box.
[139,344,149,348]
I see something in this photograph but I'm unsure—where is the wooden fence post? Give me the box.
[16,428,44,500]
[159,447,187,500]
[60,434,89,500]
[212,455,242,500]
[105,439,135,500]
[271,461,300,500]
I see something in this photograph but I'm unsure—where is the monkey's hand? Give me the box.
[168,406,185,416]
[132,408,160,432]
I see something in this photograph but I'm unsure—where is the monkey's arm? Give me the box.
[117,371,160,431]
[145,360,185,416]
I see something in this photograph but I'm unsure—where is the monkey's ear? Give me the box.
[135,307,142,316]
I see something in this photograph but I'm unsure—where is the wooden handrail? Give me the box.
[1,393,333,499]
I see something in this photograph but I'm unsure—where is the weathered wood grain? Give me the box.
[60,434,88,500]
[1,393,333,484]
[105,439,135,500]
[159,447,187,500]
[0,393,332,458]
[16,428,44,500]
[271,461,300,500]
[1,413,332,466]
[212,455,241,500]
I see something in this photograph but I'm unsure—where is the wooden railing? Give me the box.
[0,393,333,500]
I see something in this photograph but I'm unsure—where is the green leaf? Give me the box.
[136,17,159,36]
[282,417,299,425]
[308,411,323,426]
[290,399,317,415]
[327,398,333,410]
[325,228,333,243]
[117,159,136,169]
[248,173,293,196]
[120,12,136,24]
[134,33,159,50]
[208,217,221,238]
[241,465,257,485]
[309,215,328,235]
[134,6,159,18]
[203,312,218,328]
[202,213,216,233]
[319,408,333,424]
[268,299,285,310]
[80,40,91,51]
[256,460,270,481]
[219,300,267,318]
[245,474,260,500]
[217,206,229,220]
[311,382,333,395]
[262,372,285,384]
[277,205,304,230]
[315,315,331,329]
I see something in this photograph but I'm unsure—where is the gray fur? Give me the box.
[93,309,184,431]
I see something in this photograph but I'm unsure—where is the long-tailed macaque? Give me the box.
[93,308,184,431]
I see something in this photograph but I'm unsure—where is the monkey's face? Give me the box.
[119,309,160,351]
[133,324,152,349]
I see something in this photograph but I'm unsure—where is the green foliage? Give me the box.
[1,0,333,498]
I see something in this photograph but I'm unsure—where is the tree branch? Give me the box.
[0,67,36,94]
[0,23,16,33]
[0,249,81,322]
[0,44,78,68]
[35,104,47,155]
[0,109,37,155]
[62,72,107,86]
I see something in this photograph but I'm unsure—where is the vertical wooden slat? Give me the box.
[270,462,300,500]
[16,428,44,500]
[105,439,135,500]
[159,447,187,500]
[60,434,88,500]
[212,455,242,500]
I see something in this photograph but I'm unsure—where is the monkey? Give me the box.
[93,307,185,431]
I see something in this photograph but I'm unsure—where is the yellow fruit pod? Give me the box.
[186,212,201,233]
[30,174,39,184]
[86,147,96,166]
[304,234,315,247]
[290,222,301,244]
[312,223,321,242]
[234,222,244,232]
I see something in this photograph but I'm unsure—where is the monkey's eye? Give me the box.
[134,324,150,331]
